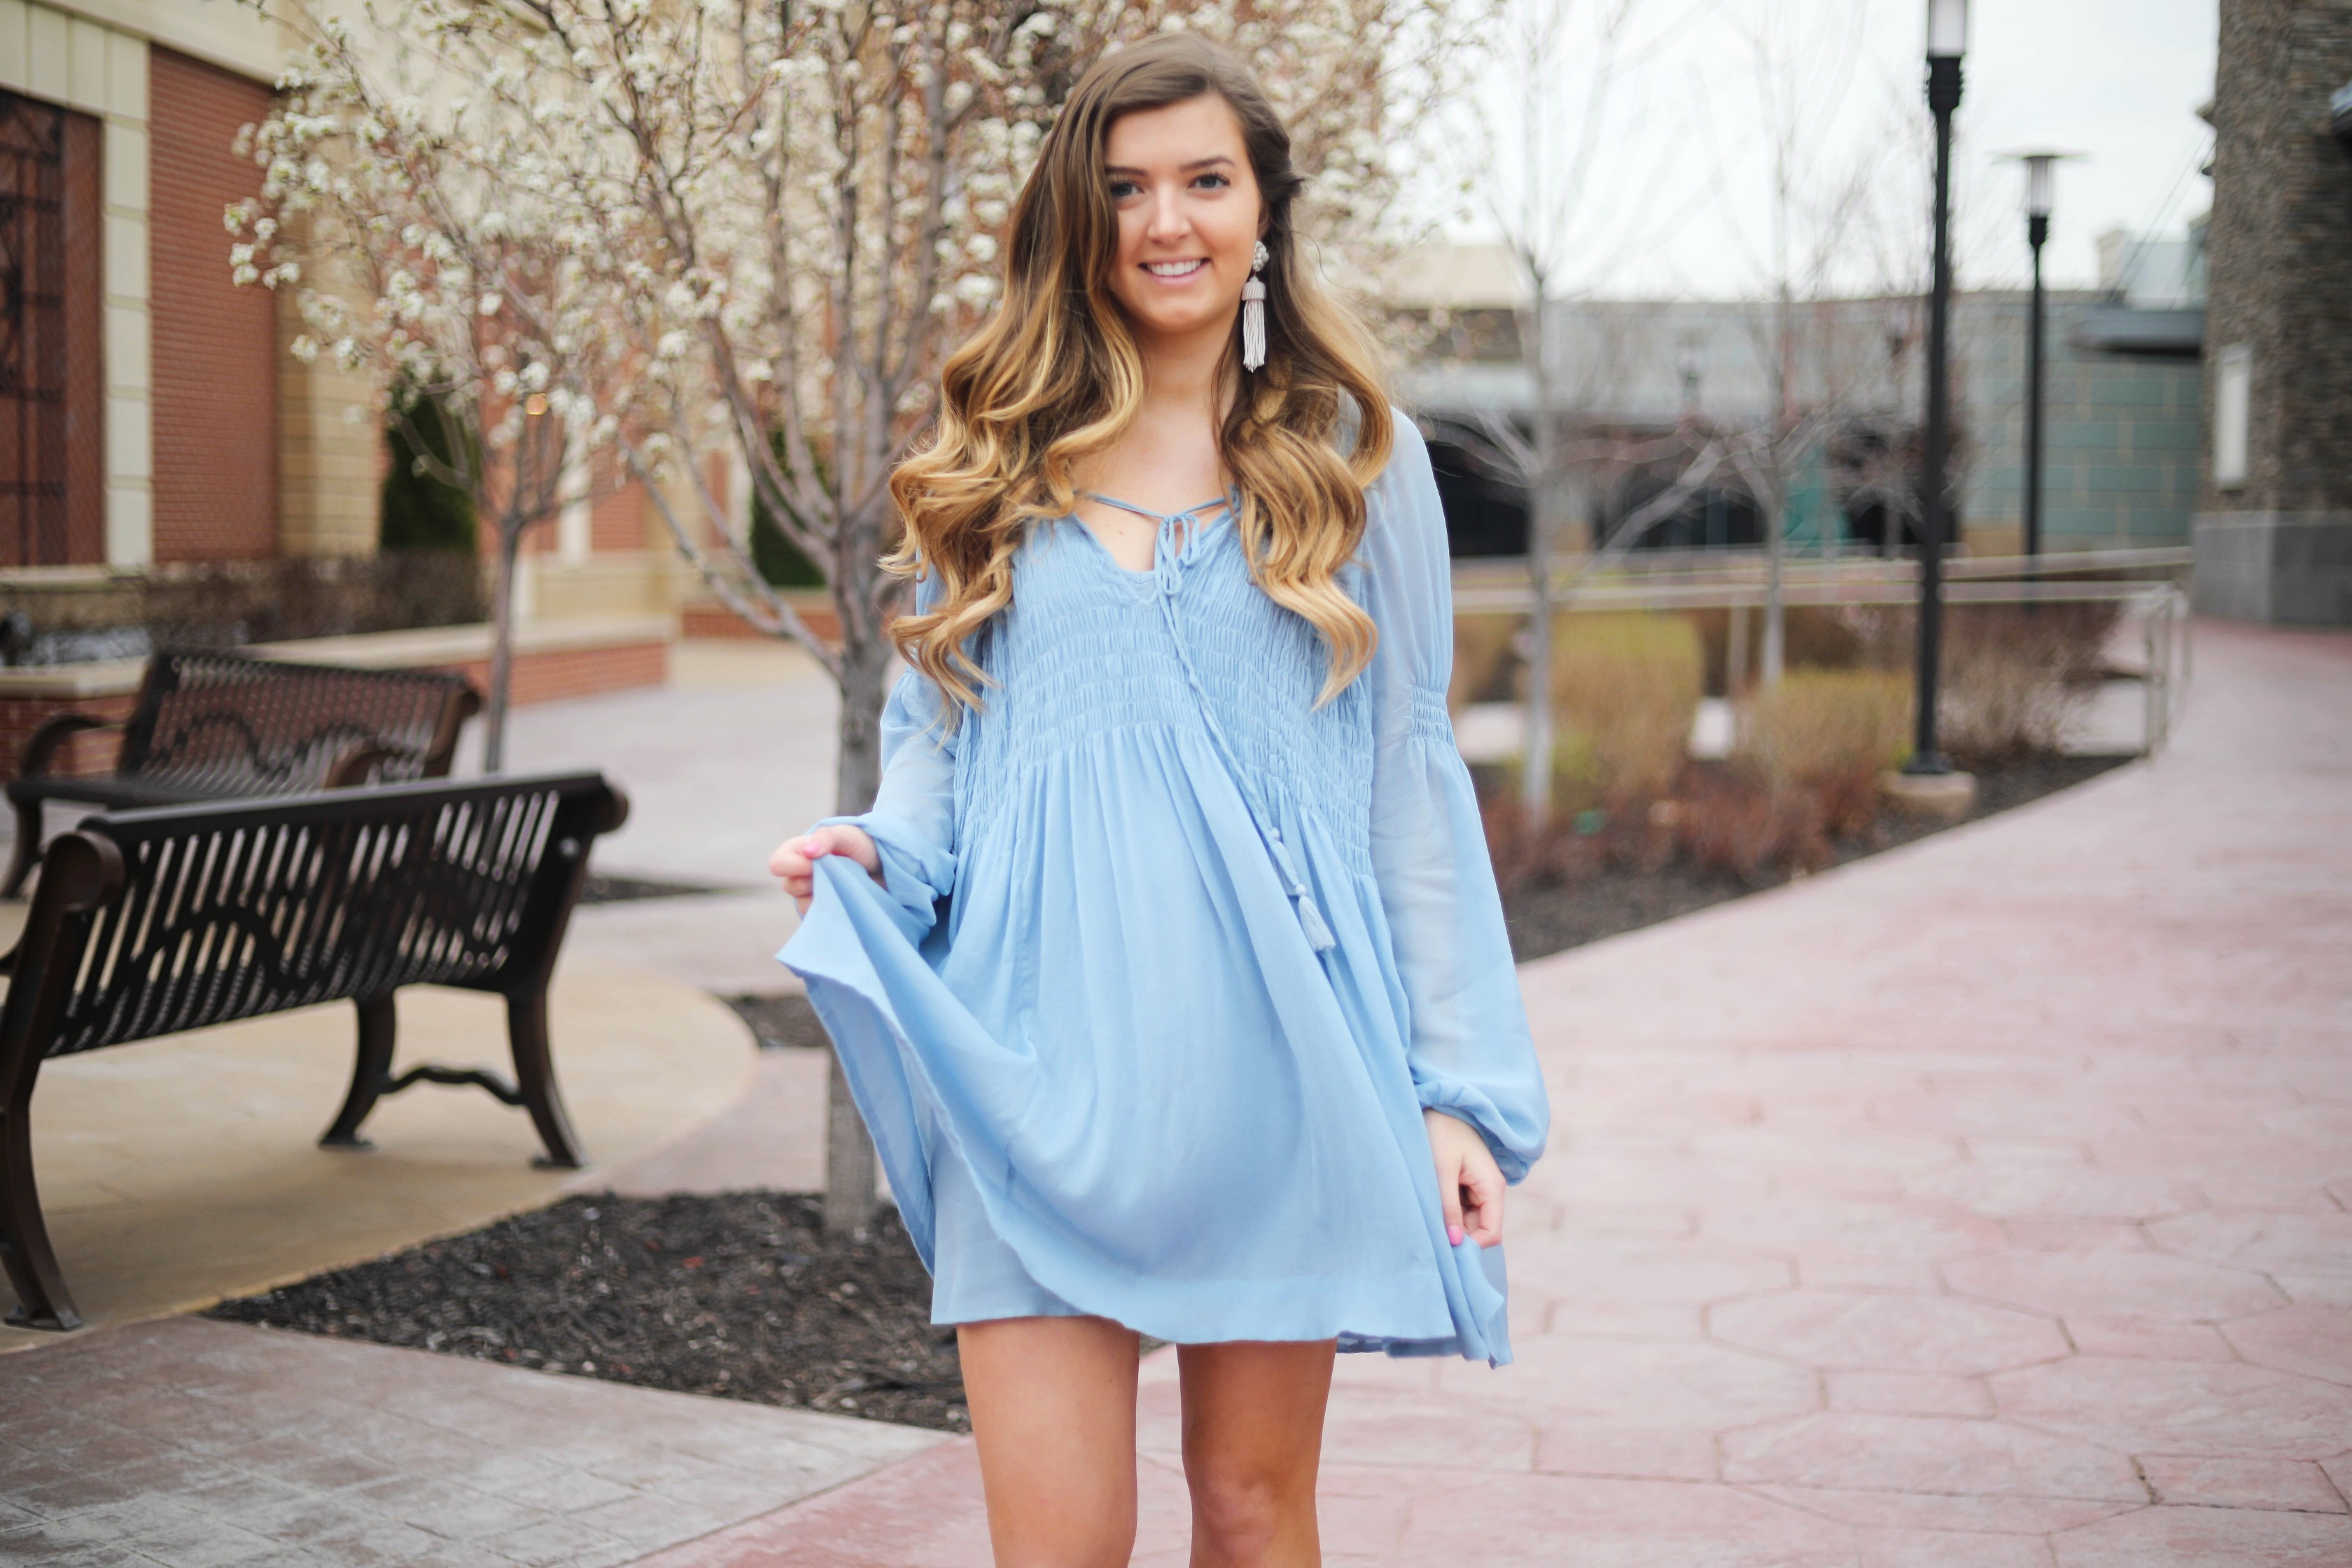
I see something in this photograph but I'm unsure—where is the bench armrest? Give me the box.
[323,741,412,790]
[14,713,125,783]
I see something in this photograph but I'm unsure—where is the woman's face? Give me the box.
[1100,94,1264,351]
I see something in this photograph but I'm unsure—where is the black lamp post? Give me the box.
[1905,0,1966,778]
[2008,151,2078,566]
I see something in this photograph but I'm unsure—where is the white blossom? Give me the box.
[236,0,1460,794]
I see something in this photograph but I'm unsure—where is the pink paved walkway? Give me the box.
[638,620,2352,1568]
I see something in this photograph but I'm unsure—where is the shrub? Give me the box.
[1848,602,2120,767]
[1737,669,1910,790]
[0,557,488,665]
[1549,611,1704,809]
[379,390,478,554]
[1675,768,1832,883]
[748,430,825,587]
[750,511,823,587]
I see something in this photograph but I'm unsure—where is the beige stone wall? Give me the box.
[274,247,383,557]
[520,552,686,622]
[16,0,281,79]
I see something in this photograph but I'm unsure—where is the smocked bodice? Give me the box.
[953,508,1376,881]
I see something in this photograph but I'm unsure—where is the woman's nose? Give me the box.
[1144,187,1188,244]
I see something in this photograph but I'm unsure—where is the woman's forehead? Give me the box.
[1102,94,1246,169]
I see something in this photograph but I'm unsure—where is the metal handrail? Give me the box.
[1452,546,2194,597]
[1453,571,2193,757]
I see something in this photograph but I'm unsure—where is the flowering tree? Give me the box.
[229,14,639,771]
[239,0,1467,1225]
[239,0,1462,806]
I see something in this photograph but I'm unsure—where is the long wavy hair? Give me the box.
[886,33,1394,713]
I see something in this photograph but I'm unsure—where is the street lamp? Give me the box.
[2004,151,2080,567]
[1905,0,1966,779]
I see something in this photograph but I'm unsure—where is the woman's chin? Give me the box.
[1122,303,1237,347]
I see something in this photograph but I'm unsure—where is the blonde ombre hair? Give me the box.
[886,33,1394,713]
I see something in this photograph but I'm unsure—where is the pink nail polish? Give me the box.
[1448,1224,1465,1247]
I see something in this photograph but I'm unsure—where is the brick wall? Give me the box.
[430,640,669,708]
[148,46,278,562]
[0,692,134,780]
[2203,0,2352,512]
[590,479,648,554]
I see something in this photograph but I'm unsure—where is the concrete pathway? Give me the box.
[473,640,839,892]
[647,623,2352,1566]
[0,967,755,1352]
[512,639,828,1000]
[0,1317,937,1567]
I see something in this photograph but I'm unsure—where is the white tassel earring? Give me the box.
[1240,240,1269,372]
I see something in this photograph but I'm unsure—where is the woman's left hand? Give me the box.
[1423,1108,1506,1249]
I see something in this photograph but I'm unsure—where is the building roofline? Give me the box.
[33,0,292,85]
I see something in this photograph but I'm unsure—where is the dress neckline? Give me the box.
[1070,492,1235,580]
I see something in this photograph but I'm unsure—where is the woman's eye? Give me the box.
[1193,173,1230,191]
[1109,179,1140,200]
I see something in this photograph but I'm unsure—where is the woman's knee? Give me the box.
[1186,1463,1310,1560]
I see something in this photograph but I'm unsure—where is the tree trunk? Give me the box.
[820,567,897,1234]
[1761,490,1786,689]
[484,522,522,774]
[832,623,892,820]
[821,1045,878,1236]
[1519,298,1555,830]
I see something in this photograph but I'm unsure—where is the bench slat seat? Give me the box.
[0,771,627,1331]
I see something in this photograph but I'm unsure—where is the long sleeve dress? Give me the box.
[778,414,1549,1365]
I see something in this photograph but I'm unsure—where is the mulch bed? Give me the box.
[1498,753,2132,962]
[209,1194,970,1432]
[210,753,2132,1434]
[722,992,834,1052]
[579,872,728,904]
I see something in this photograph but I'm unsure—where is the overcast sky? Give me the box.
[1416,0,2218,299]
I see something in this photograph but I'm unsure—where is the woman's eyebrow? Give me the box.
[1103,155,1238,176]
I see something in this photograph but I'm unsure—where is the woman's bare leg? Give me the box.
[958,1315,1143,1568]
[1177,1340,1337,1568]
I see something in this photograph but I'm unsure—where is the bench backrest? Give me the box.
[116,651,479,794]
[3,772,626,1062]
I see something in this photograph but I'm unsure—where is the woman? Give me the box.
[770,34,1546,1567]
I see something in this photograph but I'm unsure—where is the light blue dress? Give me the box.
[778,416,1548,1364]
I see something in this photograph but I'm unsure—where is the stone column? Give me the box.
[2194,0,2352,625]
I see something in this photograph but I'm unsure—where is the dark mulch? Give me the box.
[1498,753,2132,962]
[208,1193,969,1432]
[579,872,728,904]
[722,992,832,1051]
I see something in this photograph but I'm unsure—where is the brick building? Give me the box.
[1389,244,2204,561]
[0,1,377,570]
[0,1,680,761]
[2194,0,2352,624]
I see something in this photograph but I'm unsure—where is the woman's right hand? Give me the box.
[770,825,883,914]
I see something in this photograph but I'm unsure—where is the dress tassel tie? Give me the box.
[1083,489,1339,955]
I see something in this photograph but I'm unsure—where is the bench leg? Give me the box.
[507,990,584,1170]
[0,1058,78,1330]
[1,799,42,901]
[320,995,397,1150]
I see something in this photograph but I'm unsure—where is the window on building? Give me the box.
[2213,343,2251,491]
[0,91,102,567]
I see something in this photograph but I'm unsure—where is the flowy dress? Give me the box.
[778,416,1549,1364]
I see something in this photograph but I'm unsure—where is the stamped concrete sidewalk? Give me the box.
[652,624,2352,1567]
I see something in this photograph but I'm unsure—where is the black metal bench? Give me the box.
[0,771,628,1330]
[4,650,482,899]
